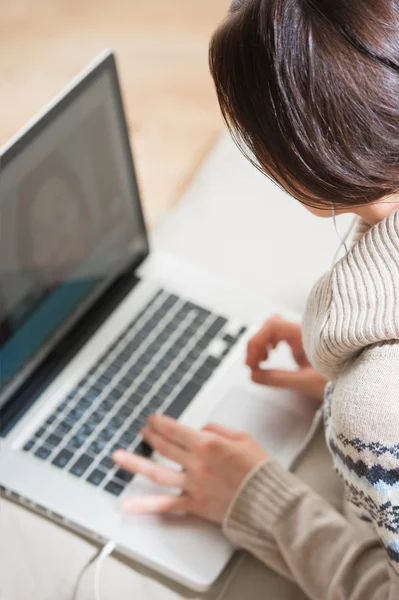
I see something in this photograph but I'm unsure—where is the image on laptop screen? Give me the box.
[0,65,148,403]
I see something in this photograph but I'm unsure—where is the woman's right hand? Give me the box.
[246,315,327,402]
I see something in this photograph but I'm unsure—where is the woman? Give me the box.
[114,1,399,597]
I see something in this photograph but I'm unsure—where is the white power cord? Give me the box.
[71,539,116,600]
[94,540,117,600]
[72,541,244,600]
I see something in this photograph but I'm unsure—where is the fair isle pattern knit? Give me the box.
[324,382,399,574]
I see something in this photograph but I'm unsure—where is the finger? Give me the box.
[113,450,187,488]
[147,414,202,451]
[202,423,244,440]
[121,494,189,515]
[251,368,306,390]
[251,368,324,398]
[246,341,269,370]
[141,427,190,466]
[246,317,303,369]
[246,316,282,369]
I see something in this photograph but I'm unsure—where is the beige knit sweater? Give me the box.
[223,210,399,599]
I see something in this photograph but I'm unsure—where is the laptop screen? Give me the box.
[0,55,148,405]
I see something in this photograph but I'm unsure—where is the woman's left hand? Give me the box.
[113,414,269,524]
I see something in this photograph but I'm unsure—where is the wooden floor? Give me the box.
[0,0,230,226]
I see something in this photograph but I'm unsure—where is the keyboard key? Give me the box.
[127,364,142,378]
[87,469,107,486]
[168,372,184,386]
[115,468,134,483]
[118,404,133,417]
[140,406,154,421]
[119,375,134,389]
[88,365,97,377]
[117,431,138,446]
[69,435,85,449]
[106,442,119,454]
[35,446,52,460]
[109,415,124,429]
[104,481,125,496]
[70,454,94,477]
[168,346,181,359]
[64,410,81,424]
[223,334,236,344]
[55,421,72,436]
[203,355,221,370]
[97,399,112,413]
[88,440,106,454]
[90,411,104,425]
[193,364,214,383]
[103,363,120,378]
[46,434,62,448]
[77,422,95,436]
[186,347,202,362]
[135,441,153,458]
[100,456,114,470]
[204,317,227,339]
[23,439,35,452]
[98,428,114,442]
[34,426,46,438]
[183,301,211,319]
[98,374,111,387]
[108,387,124,401]
[164,381,201,420]
[52,449,73,469]
[137,383,151,396]
[76,398,91,411]
[164,294,179,307]
[87,383,104,397]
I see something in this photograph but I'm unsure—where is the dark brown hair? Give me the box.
[209,0,399,209]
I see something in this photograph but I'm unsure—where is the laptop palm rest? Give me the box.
[116,385,313,590]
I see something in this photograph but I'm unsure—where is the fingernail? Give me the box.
[121,498,137,513]
[113,450,126,463]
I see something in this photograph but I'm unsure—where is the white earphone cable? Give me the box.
[331,203,355,267]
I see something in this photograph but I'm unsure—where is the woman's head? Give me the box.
[209,0,399,212]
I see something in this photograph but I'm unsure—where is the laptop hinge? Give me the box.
[0,271,140,436]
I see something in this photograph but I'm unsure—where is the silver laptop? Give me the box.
[0,50,316,591]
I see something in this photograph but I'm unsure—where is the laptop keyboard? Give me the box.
[22,289,246,496]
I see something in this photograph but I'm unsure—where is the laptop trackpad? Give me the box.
[208,385,307,458]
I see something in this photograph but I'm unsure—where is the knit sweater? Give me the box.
[223,210,399,599]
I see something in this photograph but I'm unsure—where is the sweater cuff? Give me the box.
[223,459,306,550]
